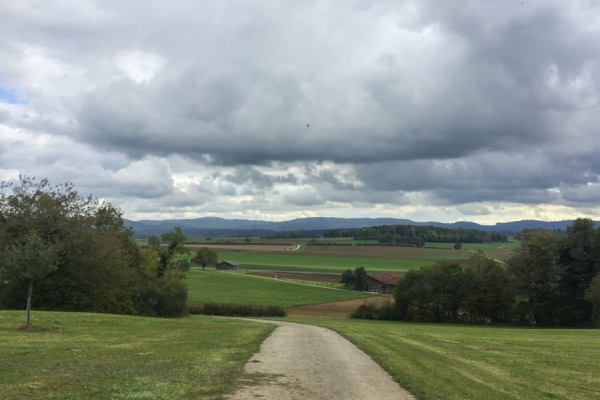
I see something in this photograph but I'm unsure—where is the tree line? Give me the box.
[324,224,508,245]
[358,219,600,327]
[0,177,192,322]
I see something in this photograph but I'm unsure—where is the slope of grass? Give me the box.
[282,317,600,400]
[0,311,274,400]
[185,269,375,307]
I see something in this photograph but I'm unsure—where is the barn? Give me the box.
[216,261,240,270]
[366,273,401,294]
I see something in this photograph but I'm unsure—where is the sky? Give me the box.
[1,0,599,224]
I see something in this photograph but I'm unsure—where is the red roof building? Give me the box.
[366,273,402,294]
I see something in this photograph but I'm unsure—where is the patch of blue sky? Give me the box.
[0,87,28,104]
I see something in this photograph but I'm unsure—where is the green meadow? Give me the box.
[0,311,274,400]
[283,317,600,400]
[215,252,431,274]
[185,269,375,307]
[425,241,520,251]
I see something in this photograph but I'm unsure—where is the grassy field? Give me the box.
[185,268,375,307]
[0,311,274,400]
[425,240,520,251]
[282,317,600,400]
[213,252,432,274]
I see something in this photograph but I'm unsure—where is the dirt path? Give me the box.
[225,319,415,400]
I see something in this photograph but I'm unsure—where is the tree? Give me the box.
[161,227,187,252]
[507,231,562,325]
[0,176,188,317]
[340,269,355,289]
[556,218,599,326]
[147,235,161,250]
[464,250,515,323]
[0,233,58,324]
[585,273,600,327]
[193,247,218,270]
[354,266,368,291]
[157,227,189,277]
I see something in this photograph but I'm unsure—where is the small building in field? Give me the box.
[216,261,240,271]
[366,273,402,294]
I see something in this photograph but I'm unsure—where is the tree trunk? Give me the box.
[26,279,33,325]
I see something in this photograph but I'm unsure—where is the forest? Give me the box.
[324,224,508,245]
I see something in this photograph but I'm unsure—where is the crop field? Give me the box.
[185,269,375,307]
[187,240,516,276]
[283,317,600,400]
[0,311,274,400]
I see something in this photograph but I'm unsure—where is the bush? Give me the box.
[351,301,396,320]
[133,277,188,318]
[188,303,204,315]
[201,303,286,317]
[306,242,352,246]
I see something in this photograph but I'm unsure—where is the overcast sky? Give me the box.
[1,0,599,223]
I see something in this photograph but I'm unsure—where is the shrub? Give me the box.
[351,301,396,320]
[188,303,204,315]
[133,277,188,318]
[201,303,286,317]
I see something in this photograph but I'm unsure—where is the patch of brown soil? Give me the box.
[17,324,63,332]
[287,296,394,318]
[248,271,340,283]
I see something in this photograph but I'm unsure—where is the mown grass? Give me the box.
[282,317,600,400]
[0,311,275,400]
[216,253,431,274]
[185,269,375,307]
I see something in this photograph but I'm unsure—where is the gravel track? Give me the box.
[225,319,415,400]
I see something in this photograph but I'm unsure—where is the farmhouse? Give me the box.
[366,273,401,294]
[216,261,240,270]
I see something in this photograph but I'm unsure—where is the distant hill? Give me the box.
[124,217,584,239]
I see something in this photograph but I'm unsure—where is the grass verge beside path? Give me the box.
[186,269,375,307]
[281,317,600,400]
[0,311,275,400]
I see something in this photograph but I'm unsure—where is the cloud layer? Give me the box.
[1,0,599,223]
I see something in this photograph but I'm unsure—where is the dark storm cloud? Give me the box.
[60,0,596,172]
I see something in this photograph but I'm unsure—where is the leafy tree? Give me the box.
[507,231,562,325]
[394,262,474,323]
[584,273,600,327]
[354,266,368,291]
[192,247,218,270]
[0,176,187,317]
[0,233,59,324]
[147,235,161,250]
[157,227,189,277]
[557,218,599,326]
[340,269,355,289]
[464,250,515,323]
[161,227,187,252]
[0,177,145,313]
